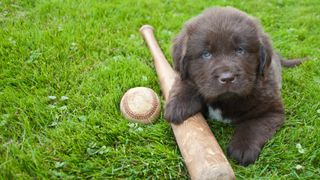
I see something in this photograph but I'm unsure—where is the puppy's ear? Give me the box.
[172,29,190,80]
[258,34,273,76]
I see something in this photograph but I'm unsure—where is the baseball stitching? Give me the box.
[122,89,159,121]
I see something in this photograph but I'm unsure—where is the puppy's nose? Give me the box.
[218,72,235,84]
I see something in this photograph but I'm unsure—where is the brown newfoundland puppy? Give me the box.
[165,7,302,166]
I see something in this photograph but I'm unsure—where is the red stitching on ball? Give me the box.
[122,90,159,121]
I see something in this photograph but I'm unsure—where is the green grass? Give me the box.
[0,0,319,179]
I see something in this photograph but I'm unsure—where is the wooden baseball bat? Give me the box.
[140,25,235,180]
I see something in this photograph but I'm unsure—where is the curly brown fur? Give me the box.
[165,7,303,166]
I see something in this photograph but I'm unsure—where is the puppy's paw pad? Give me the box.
[227,143,261,166]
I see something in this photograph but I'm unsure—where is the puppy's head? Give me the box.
[172,7,273,100]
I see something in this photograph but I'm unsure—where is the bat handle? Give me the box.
[140,25,176,100]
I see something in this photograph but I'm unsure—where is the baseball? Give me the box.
[120,87,161,124]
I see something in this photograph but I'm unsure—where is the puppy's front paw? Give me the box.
[227,142,261,166]
[164,100,189,124]
[164,79,203,124]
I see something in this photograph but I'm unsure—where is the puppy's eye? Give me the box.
[201,50,212,60]
[235,47,246,55]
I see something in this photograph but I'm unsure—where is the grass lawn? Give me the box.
[1,0,319,179]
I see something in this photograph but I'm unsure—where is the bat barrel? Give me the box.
[140,25,235,180]
[171,114,236,180]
